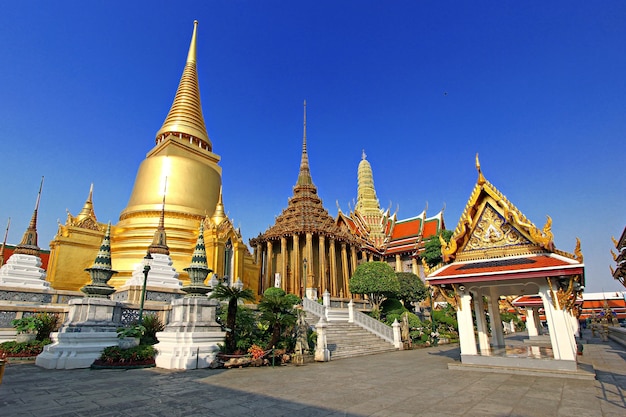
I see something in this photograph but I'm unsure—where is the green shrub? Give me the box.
[140,314,164,345]
[0,339,51,357]
[98,344,157,364]
[34,312,60,341]
[381,298,406,316]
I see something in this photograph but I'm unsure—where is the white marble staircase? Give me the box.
[303,298,399,360]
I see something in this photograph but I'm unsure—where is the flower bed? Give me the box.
[91,344,157,369]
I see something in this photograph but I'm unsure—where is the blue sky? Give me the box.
[1,2,624,293]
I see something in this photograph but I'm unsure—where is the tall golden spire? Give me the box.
[296,100,314,187]
[355,149,382,215]
[155,20,211,151]
[0,218,10,267]
[15,177,44,256]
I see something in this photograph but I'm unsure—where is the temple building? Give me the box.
[45,21,259,294]
[250,103,362,299]
[250,104,446,299]
[337,151,445,277]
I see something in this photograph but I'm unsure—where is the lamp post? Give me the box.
[138,251,152,324]
[302,258,307,299]
[430,285,438,346]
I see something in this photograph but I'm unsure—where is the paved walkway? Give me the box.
[0,329,624,417]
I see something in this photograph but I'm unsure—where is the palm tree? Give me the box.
[209,283,256,353]
[258,289,299,349]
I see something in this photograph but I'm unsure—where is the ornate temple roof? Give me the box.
[155,20,212,151]
[427,155,584,287]
[250,103,358,245]
[65,184,101,231]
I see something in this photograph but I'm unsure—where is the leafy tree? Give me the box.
[349,261,400,312]
[258,287,299,349]
[395,272,428,309]
[209,284,256,353]
[421,229,453,267]
[218,305,266,352]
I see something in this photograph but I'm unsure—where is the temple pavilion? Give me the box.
[426,156,585,373]
[611,226,626,288]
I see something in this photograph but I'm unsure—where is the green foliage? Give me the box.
[218,305,267,353]
[422,230,453,268]
[395,272,428,308]
[140,314,164,345]
[210,283,257,353]
[500,311,526,331]
[0,339,51,357]
[11,316,39,334]
[116,324,146,339]
[381,298,406,315]
[258,289,299,349]
[34,312,60,341]
[11,313,60,340]
[98,344,157,364]
[263,287,286,297]
[349,262,400,310]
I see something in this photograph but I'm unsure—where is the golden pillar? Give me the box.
[411,257,419,276]
[266,240,273,291]
[329,239,337,296]
[292,233,301,297]
[319,235,326,294]
[305,232,313,288]
[395,254,402,272]
[350,246,358,276]
[341,243,349,297]
[280,236,288,291]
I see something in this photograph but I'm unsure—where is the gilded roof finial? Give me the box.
[155,20,211,150]
[0,217,10,267]
[612,236,619,248]
[574,237,583,263]
[212,186,226,225]
[75,183,97,224]
[148,177,169,255]
[15,177,44,256]
[476,153,486,185]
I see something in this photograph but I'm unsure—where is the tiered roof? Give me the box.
[250,103,358,246]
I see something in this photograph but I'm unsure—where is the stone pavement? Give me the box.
[0,329,624,417]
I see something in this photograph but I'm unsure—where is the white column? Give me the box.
[457,292,477,356]
[538,283,576,361]
[487,289,505,347]
[473,291,490,353]
[526,307,539,337]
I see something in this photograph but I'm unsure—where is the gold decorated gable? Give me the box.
[464,203,532,253]
[440,163,559,263]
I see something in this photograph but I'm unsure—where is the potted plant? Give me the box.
[116,324,145,349]
[11,316,39,343]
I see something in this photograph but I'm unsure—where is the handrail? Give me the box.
[352,310,394,343]
[302,297,326,318]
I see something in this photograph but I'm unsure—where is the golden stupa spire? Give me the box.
[355,149,382,215]
[0,217,10,267]
[74,183,97,224]
[15,177,44,256]
[148,177,169,255]
[155,20,211,151]
[212,186,226,225]
[296,100,314,187]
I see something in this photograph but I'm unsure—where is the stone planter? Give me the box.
[16,333,36,343]
[118,337,140,349]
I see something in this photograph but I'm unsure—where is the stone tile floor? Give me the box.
[0,329,624,416]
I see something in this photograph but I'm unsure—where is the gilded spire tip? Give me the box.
[475,153,485,185]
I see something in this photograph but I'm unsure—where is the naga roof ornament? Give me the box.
[155,20,211,151]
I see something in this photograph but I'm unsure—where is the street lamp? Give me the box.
[302,258,307,299]
[138,251,152,324]
[430,285,438,346]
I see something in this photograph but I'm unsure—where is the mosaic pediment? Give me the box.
[464,204,531,252]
